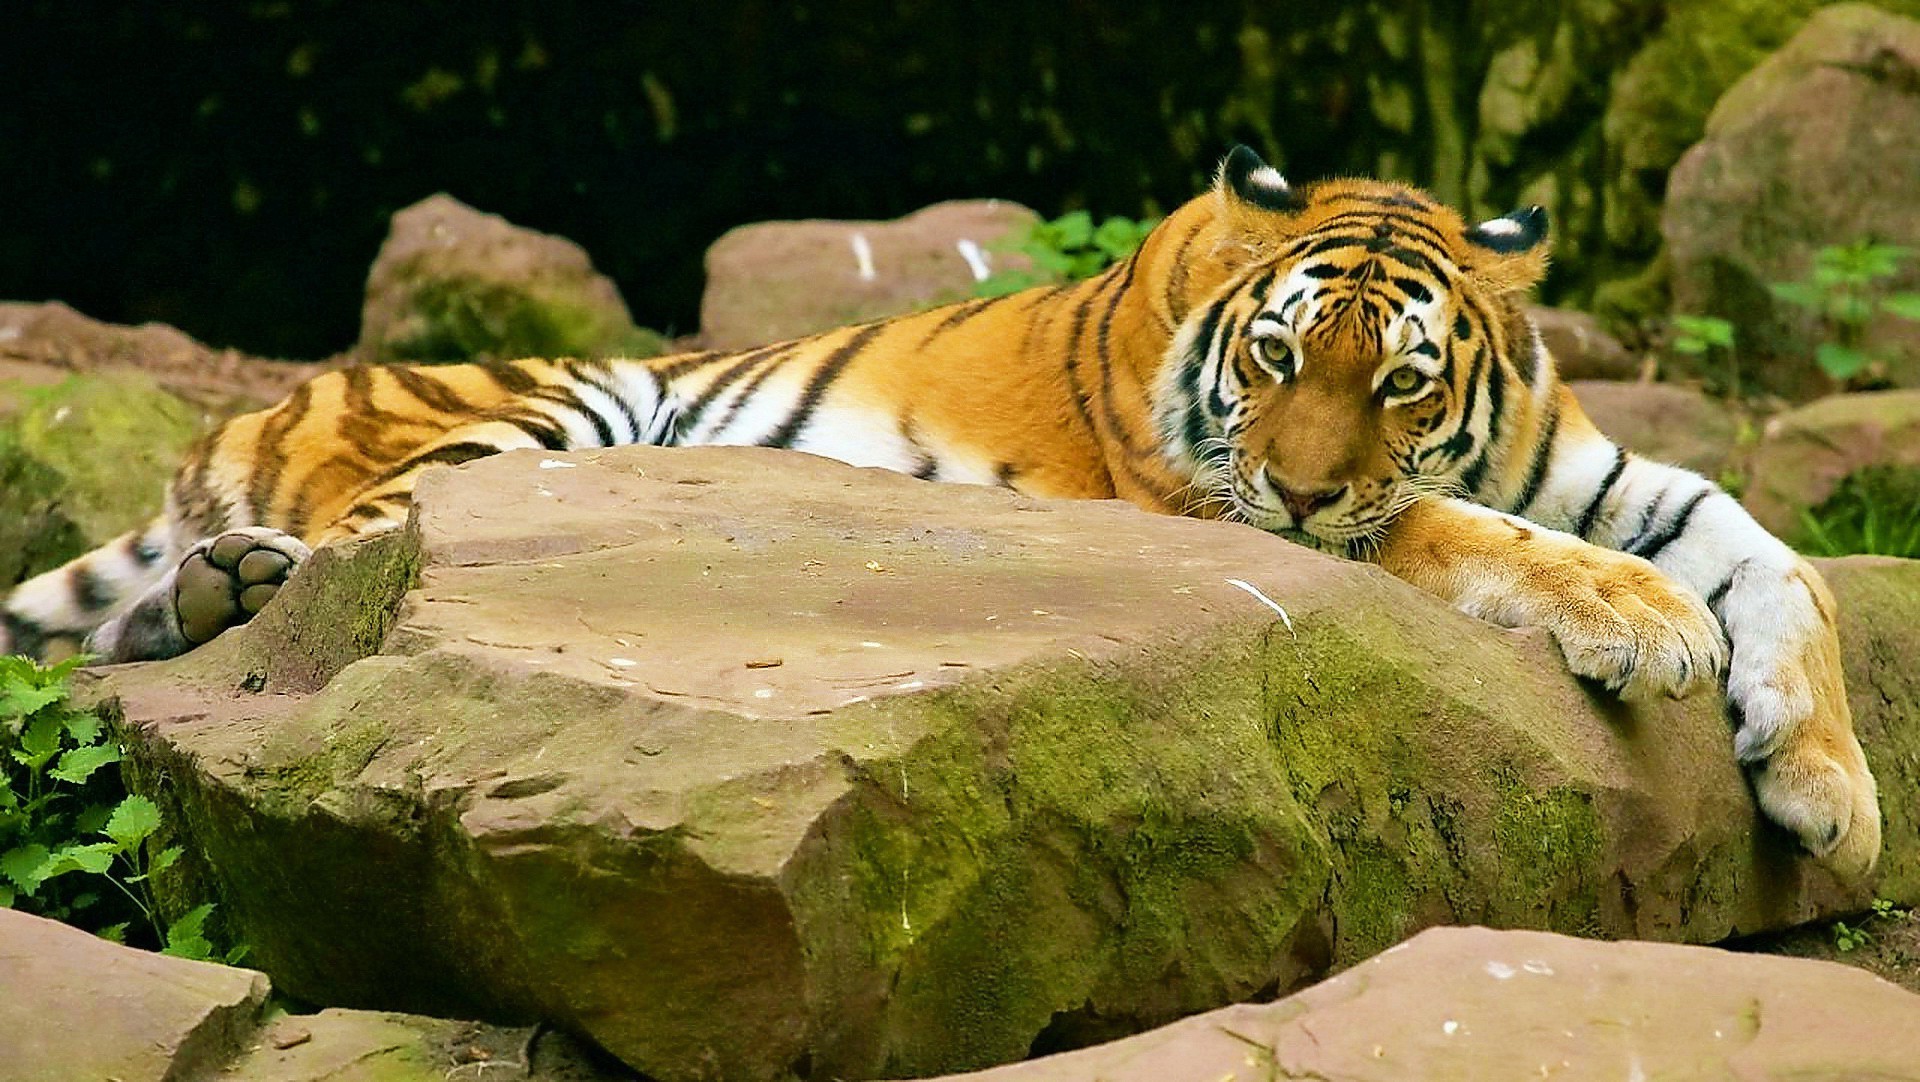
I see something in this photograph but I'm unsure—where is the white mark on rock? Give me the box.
[860,640,884,648]
[1522,959,1554,976]
[896,680,925,690]
[1627,1054,1646,1082]
[753,688,774,699]
[1442,1020,1459,1036]
[535,486,554,498]
[538,458,578,470]
[850,233,876,281]
[607,657,637,668]
[1484,961,1516,980]
[1225,578,1295,635]
[50,406,72,425]
[955,238,992,282]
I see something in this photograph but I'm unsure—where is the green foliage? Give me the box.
[0,655,235,961]
[975,211,1160,298]
[1832,899,1911,953]
[1670,314,1739,397]
[1770,242,1920,384]
[386,276,664,365]
[1834,919,1869,953]
[1797,466,1920,560]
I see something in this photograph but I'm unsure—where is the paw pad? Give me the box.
[173,529,309,645]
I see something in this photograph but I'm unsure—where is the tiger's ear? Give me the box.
[1214,145,1305,260]
[1217,145,1304,214]
[1463,206,1550,295]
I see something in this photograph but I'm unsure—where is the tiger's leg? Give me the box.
[1491,401,1879,875]
[1,518,181,661]
[85,527,312,663]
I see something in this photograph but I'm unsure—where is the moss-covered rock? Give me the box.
[0,369,208,586]
[102,446,1920,1081]
[359,194,664,365]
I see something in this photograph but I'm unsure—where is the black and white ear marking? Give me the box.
[1465,205,1549,253]
[1221,144,1303,213]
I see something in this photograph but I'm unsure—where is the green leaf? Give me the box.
[49,743,120,785]
[0,683,63,720]
[1,843,51,892]
[96,922,129,943]
[44,841,117,878]
[15,715,64,770]
[63,710,103,746]
[74,802,113,835]
[103,795,162,852]
[1816,342,1870,380]
[1050,210,1094,250]
[163,903,216,961]
[1881,293,1920,321]
[150,846,183,876]
[0,882,13,907]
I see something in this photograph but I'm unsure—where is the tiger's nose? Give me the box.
[1267,473,1347,520]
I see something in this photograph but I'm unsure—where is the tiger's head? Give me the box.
[1157,145,1552,548]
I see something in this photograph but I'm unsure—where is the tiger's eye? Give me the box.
[1387,367,1425,395]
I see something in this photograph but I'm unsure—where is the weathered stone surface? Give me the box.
[1663,4,1920,399]
[912,926,1920,1081]
[0,368,206,586]
[104,447,1920,1081]
[1744,390,1920,537]
[1570,380,1739,478]
[699,200,1038,349]
[360,194,661,365]
[228,1010,628,1081]
[0,908,269,1082]
[1534,308,1638,382]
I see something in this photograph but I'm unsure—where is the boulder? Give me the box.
[1663,4,1920,399]
[0,368,207,587]
[0,907,625,1081]
[0,908,269,1082]
[360,194,662,365]
[1743,390,1920,538]
[0,301,313,413]
[1533,308,1638,382]
[911,926,1920,1081]
[1570,380,1740,479]
[699,200,1039,349]
[101,446,1920,1081]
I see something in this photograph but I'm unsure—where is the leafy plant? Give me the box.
[1770,241,1920,384]
[1797,466,1920,560]
[1670,314,1738,397]
[1834,919,1870,953]
[975,210,1160,297]
[1,655,232,960]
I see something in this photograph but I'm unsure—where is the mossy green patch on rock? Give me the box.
[0,371,207,585]
[381,273,664,365]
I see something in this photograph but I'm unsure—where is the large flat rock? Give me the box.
[102,447,1920,1081]
[0,908,268,1082]
[913,926,1920,1081]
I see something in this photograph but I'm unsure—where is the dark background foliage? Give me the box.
[0,0,1852,358]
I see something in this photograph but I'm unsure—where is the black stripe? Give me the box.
[1706,558,1750,614]
[916,296,998,349]
[385,364,479,414]
[3,611,46,659]
[71,565,115,613]
[532,386,616,446]
[1434,344,1488,463]
[476,361,540,395]
[763,323,888,449]
[679,344,791,430]
[1093,268,1146,453]
[1575,448,1630,539]
[367,440,506,488]
[1163,220,1202,324]
[1510,402,1562,516]
[1630,488,1712,559]
[499,413,570,450]
[247,379,315,520]
[561,360,645,444]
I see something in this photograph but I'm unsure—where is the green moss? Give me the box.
[1492,767,1605,932]
[383,273,663,364]
[0,372,206,585]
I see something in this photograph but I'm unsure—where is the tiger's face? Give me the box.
[1158,147,1551,547]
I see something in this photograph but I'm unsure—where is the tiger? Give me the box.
[0,145,1879,876]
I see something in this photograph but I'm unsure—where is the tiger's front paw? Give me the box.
[1724,561,1880,877]
[1531,546,1727,701]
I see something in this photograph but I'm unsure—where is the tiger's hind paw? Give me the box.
[174,528,311,645]
[1752,721,1881,880]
